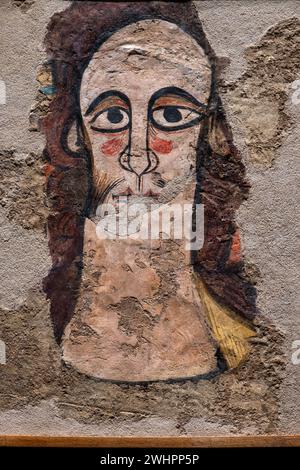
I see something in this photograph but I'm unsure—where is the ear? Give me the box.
[65,118,85,154]
[207,112,231,157]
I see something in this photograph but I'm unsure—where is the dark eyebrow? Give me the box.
[148,86,207,110]
[85,90,130,116]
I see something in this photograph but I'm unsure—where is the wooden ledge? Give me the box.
[0,435,299,447]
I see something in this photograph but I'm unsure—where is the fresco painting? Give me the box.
[43,2,257,383]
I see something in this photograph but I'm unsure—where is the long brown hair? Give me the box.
[43,1,257,342]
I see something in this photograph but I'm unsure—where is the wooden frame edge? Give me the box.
[0,435,299,447]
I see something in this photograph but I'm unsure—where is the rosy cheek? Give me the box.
[101,138,124,157]
[151,136,173,154]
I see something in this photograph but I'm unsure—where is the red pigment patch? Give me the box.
[44,163,54,177]
[228,230,242,264]
[101,138,124,156]
[151,137,173,154]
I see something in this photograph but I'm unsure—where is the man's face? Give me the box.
[80,20,211,205]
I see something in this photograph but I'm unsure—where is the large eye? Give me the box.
[151,106,204,131]
[90,106,130,133]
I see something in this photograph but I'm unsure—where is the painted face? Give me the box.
[80,20,211,206]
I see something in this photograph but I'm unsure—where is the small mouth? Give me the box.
[112,187,134,199]
[112,187,159,199]
[143,189,159,197]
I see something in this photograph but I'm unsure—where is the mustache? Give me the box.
[156,167,196,204]
[89,166,196,217]
[89,170,124,216]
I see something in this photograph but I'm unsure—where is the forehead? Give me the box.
[80,19,211,112]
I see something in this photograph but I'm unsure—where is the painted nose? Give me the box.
[127,119,150,176]
[118,118,158,186]
[128,150,149,176]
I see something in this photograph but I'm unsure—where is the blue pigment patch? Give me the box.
[39,85,56,96]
